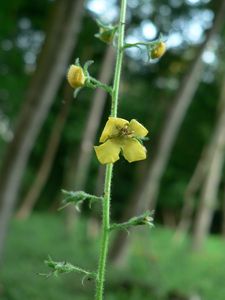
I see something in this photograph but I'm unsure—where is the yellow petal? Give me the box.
[99,117,128,143]
[94,139,121,164]
[150,42,166,59]
[121,139,147,163]
[128,119,148,137]
[67,65,85,88]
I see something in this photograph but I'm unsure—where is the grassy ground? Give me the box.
[1,214,225,300]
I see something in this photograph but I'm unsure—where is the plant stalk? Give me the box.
[95,1,127,299]
[89,76,112,95]
[111,0,127,118]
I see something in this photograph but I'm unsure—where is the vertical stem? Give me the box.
[95,1,127,300]
[111,0,127,118]
[95,163,113,300]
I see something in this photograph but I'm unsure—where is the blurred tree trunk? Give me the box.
[62,47,115,231]
[109,2,225,263]
[162,209,176,228]
[137,56,203,213]
[0,0,84,263]
[192,81,225,251]
[222,186,225,237]
[136,0,225,215]
[16,85,72,219]
[174,134,217,240]
[109,162,147,263]
[94,165,105,196]
[176,74,225,242]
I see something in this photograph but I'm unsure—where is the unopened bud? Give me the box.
[98,27,115,44]
[150,41,166,59]
[67,65,85,88]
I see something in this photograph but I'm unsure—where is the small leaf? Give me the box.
[110,210,154,231]
[134,136,150,144]
[74,57,80,66]
[73,87,82,99]
[84,60,94,74]
[39,256,96,281]
[59,190,103,211]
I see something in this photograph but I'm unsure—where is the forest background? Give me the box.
[0,0,225,299]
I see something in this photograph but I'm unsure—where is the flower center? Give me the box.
[118,124,134,137]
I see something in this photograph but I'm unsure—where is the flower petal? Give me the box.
[94,140,121,164]
[100,117,128,143]
[128,119,148,137]
[121,139,147,163]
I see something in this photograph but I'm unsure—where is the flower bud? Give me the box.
[150,41,166,59]
[97,27,115,44]
[95,20,117,44]
[67,65,85,88]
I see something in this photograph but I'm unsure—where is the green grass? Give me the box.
[1,214,225,300]
[128,227,225,299]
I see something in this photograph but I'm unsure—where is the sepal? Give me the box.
[95,19,118,44]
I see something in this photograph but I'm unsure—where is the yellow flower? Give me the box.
[150,41,166,59]
[94,117,148,164]
[67,65,85,88]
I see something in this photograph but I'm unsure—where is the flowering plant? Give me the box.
[42,1,166,300]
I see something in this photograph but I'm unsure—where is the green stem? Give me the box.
[89,76,113,95]
[95,163,113,300]
[123,34,164,50]
[95,1,127,300]
[111,0,127,118]
[123,41,150,49]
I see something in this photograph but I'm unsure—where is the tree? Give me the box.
[192,77,225,250]
[174,139,216,240]
[0,0,84,263]
[136,0,225,214]
[16,85,72,219]
[222,185,225,237]
[109,1,225,262]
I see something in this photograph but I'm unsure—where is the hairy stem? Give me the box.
[111,0,127,118]
[89,76,113,95]
[95,164,113,300]
[95,1,127,299]
[123,42,151,49]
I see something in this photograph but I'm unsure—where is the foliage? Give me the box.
[1,215,225,300]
